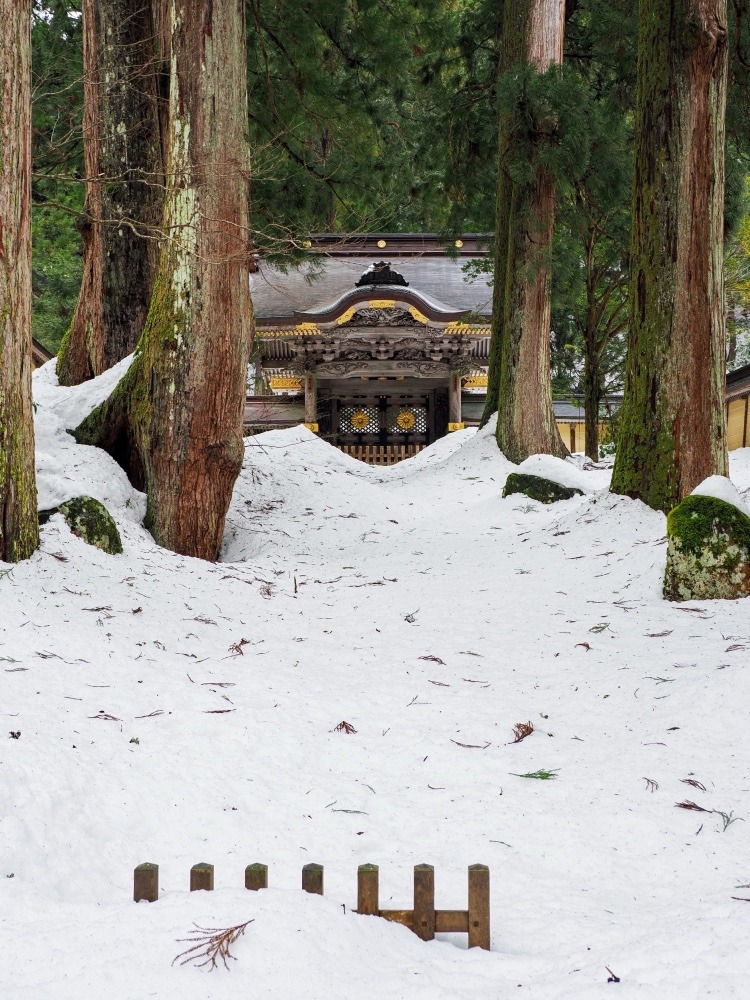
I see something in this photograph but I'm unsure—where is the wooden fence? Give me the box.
[337,444,423,466]
[133,861,490,950]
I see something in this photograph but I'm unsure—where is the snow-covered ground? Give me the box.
[3,360,750,998]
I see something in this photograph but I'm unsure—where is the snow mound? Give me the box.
[32,356,146,522]
[372,425,477,479]
[375,415,512,488]
[516,453,595,493]
[690,475,750,517]
[222,426,405,561]
[33,353,134,430]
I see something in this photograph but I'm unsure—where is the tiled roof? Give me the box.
[552,400,586,421]
[727,363,750,399]
[251,256,493,321]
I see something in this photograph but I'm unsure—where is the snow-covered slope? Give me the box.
[1,363,749,998]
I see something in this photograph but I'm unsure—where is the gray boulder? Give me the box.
[503,472,583,504]
[39,496,123,555]
[664,495,750,601]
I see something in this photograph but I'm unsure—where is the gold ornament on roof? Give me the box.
[396,409,416,430]
[351,409,370,430]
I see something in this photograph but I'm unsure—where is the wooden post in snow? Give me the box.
[302,863,324,895]
[467,864,490,949]
[357,864,379,915]
[413,864,436,941]
[133,862,159,902]
[245,863,268,890]
[190,862,214,892]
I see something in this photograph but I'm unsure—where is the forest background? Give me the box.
[29,0,750,401]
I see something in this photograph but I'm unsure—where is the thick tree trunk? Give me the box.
[0,0,38,562]
[76,0,252,561]
[611,0,728,511]
[479,165,510,427]
[57,0,163,385]
[491,0,568,460]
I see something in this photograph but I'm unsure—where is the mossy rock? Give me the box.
[664,495,750,601]
[39,496,123,555]
[503,473,584,504]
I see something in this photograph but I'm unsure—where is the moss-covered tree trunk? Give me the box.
[75,0,252,560]
[610,0,728,511]
[581,231,628,463]
[490,0,568,461]
[56,0,163,385]
[0,0,38,562]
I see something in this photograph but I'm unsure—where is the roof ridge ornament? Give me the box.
[355,261,409,288]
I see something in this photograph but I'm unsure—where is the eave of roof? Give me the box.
[251,256,493,321]
[31,338,53,366]
[257,285,489,329]
[727,362,750,398]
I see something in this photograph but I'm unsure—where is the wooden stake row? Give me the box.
[133,861,490,950]
[133,861,269,902]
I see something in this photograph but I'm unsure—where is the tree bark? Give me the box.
[479,156,510,427]
[611,0,728,511]
[0,0,38,562]
[75,0,252,561]
[583,352,601,461]
[490,0,568,460]
[56,0,163,385]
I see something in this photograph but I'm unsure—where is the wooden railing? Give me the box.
[134,861,490,949]
[337,443,424,466]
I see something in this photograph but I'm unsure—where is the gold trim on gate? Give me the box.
[407,306,429,324]
[463,374,488,389]
[448,422,465,432]
[368,299,397,308]
[270,376,302,391]
[336,307,357,325]
[257,324,320,337]
[445,322,491,335]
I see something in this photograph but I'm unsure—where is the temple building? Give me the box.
[245,234,494,463]
[245,233,750,462]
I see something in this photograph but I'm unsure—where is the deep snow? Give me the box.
[2,360,750,998]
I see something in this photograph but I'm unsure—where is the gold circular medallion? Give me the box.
[396,410,416,430]
[351,410,370,430]
[377,239,387,249]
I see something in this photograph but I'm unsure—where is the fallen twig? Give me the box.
[675,800,711,813]
[510,721,534,744]
[680,778,706,792]
[334,721,356,734]
[173,921,253,971]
